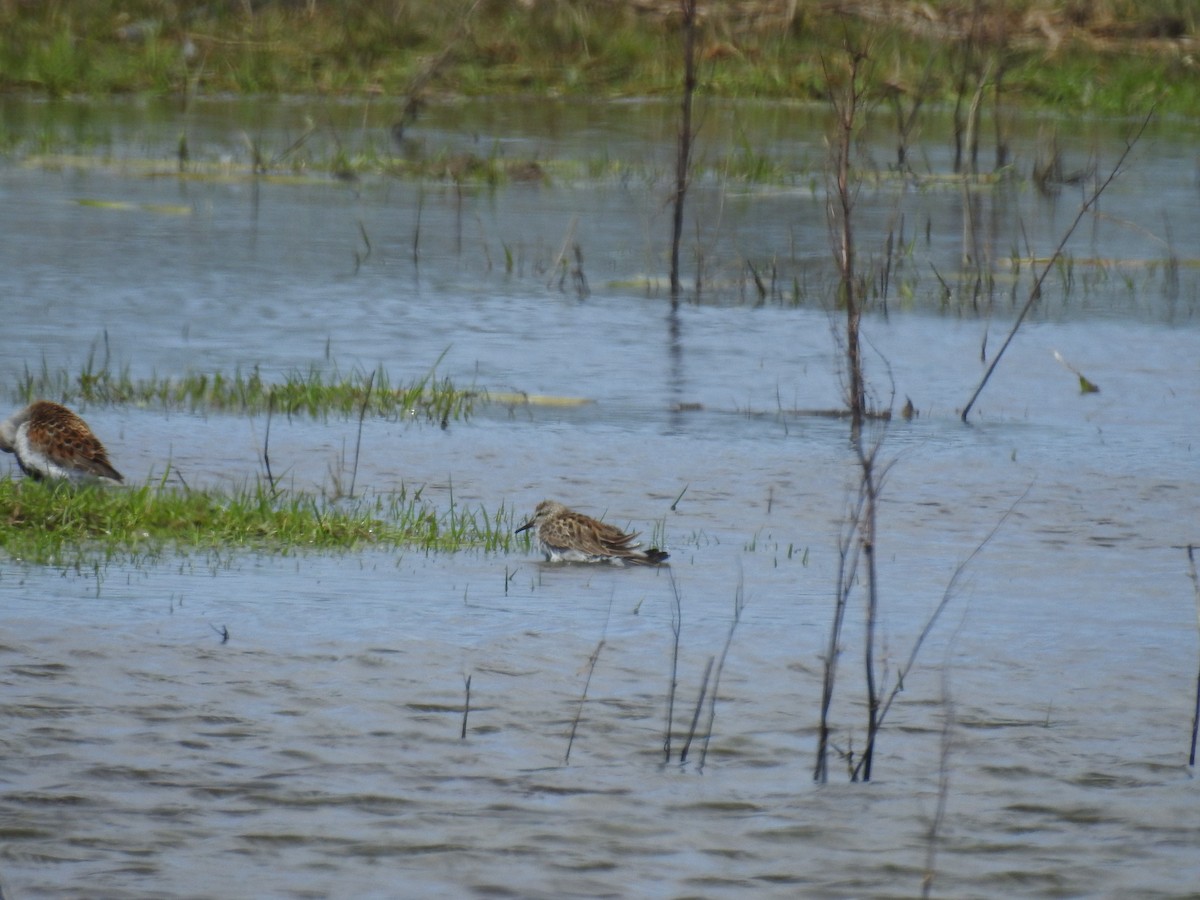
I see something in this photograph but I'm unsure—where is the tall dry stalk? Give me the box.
[814,38,888,782]
[670,0,699,302]
[679,656,714,764]
[823,44,870,426]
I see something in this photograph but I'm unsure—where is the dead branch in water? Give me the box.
[461,673,472,739]
[679,656,714,764]
[851,483,1029,781]
[855,432,889,782]
[822,39,872,427]
[961,109,1152,423]
[699,578,745,771]
[664,567,683,763]
[566,594,613,764]
[670,0,699,302]
[816,33,888,783]
[815,479,866,783]
[1187,545,1200,766]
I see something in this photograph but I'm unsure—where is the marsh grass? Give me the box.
[14,358,477,423]
[0,476,519,565]
[0,1,1194,117]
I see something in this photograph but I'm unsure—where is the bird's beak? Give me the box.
[515,519,533,534]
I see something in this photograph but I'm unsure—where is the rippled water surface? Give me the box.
[1,97,1198,898]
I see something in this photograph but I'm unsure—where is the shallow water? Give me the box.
[1,97,1199,898]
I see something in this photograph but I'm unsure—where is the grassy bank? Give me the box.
[0,477,520,565]
[0,1,1195,117]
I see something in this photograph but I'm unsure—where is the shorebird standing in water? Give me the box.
[0,401,124,484]
[516,500,668,566]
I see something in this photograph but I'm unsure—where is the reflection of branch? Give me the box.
[961,109,1152,422]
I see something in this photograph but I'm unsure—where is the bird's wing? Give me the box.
[32,407,124,482]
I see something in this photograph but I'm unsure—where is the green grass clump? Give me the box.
[14,358,477,424]
[0,477,520,565]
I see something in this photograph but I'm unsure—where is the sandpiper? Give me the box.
[516,500,668,566]
[0,401,124,484]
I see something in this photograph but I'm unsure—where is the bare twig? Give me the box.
[816,478,867,782]
[961,110,1152,422]
[670,484,689,512]
[857,436,884,782]
[1187,545,1200,766]
[822,41,872,426]
[664,567,683,763]
[699,579,745,771]
[679,656,713,765]
[851,483,1030,781]
[266,117,317,169]
[461,673,472,739]
[566,595,613,764]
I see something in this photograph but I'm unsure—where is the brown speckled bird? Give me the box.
[516,500,668,565]
[0,401,124,484]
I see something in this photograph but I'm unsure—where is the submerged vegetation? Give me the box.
[0,476,520,565]
[0,1,1195,117]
